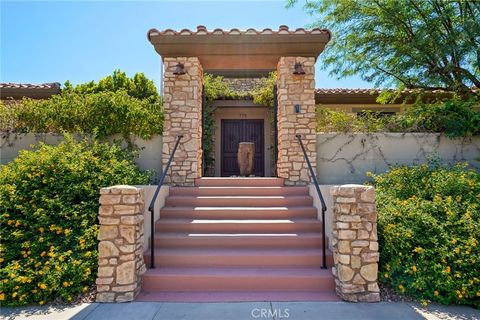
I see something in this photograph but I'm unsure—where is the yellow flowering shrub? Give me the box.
[372,162,480,308]
[0,136,150,306]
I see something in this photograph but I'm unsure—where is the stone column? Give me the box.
[276,57,316,185]
[163,57,203,186]
[96,186,146,303]
[331,184,380,302]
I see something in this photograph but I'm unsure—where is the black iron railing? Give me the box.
[296,134,327,269]
[148,135,183,268]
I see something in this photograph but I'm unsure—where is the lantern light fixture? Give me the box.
[173,63,186,75]
[293,62,306,75]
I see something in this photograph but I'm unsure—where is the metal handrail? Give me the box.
[296,134,327,269]
[148,135,183,268]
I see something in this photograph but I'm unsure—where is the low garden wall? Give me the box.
[316,133,480,184]
[0,133,163,178]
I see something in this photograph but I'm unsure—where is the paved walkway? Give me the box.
[1,301,479,320]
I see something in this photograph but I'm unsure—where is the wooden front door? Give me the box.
[221,119,264,177]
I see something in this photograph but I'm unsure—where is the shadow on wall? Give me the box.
[316,133,480,184]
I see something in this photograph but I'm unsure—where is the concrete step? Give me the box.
[170,186,309,196]
[141,267,335,292]
[159,206,318,219]
[155,218,323,233]
[153,232,327,248]
[139,176,336,302]
[136,290,341,302]
[195,177,285,187]
[165,195,313,207]
[143,248,334,268]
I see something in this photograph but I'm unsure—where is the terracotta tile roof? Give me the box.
[316,88,383,95]
[148,25,331,39]
[314,88,401,104]
[314,88,478,104]
[315,88,478,95]
[0,82,61,90]
[315,88,450,95]
[1,82,61,100]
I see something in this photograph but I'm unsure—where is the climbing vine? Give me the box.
[252,72,277,108]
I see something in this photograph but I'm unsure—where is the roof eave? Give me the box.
[147,28,331,71]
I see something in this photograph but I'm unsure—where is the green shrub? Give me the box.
[371,162,480,307]
[316,98,480,137]
[0,136,150,306]
[0,70,163,139]
[63,70,161,103]
[1,90,163,139]
[397,99,480,137]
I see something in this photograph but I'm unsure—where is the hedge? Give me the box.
[0,91,163,140]
[0,70,163,139]
[0,136,150,306]
[317,98,480,137]
[372,162,480,307]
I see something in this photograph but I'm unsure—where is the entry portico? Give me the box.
[147,26,331,186]
[94,26,381,304]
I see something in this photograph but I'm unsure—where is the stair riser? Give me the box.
[159,209,318,219]
[143,254,334,268]
[142,274,335,292]
[165,197,313,207]
[170,187,308,196]
[155,222,323,233]
[136,291,341,302]
[195,178,284,187]
[154,237,327,248]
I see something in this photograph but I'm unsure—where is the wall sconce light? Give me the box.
[293,62,306,75]
[173,63,186,75]
[294,104,301,113]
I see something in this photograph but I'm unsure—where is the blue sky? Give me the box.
[1,1,370,90]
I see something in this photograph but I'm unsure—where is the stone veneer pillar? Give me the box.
[276,57,316,185]
[331,185,380,302]
[95,186,146,302]
[163,57,203,186]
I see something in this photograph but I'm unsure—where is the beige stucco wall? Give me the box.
[214,107,273,177]
[140,185,169,250]
[0,133,163,177]
[309,184,335,251]
[316,132,480,184]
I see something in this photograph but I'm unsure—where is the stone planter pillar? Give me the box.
[95,186,146,302]
[276,57,316,185]
[331,184,380,302]
[163,57,203,186]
